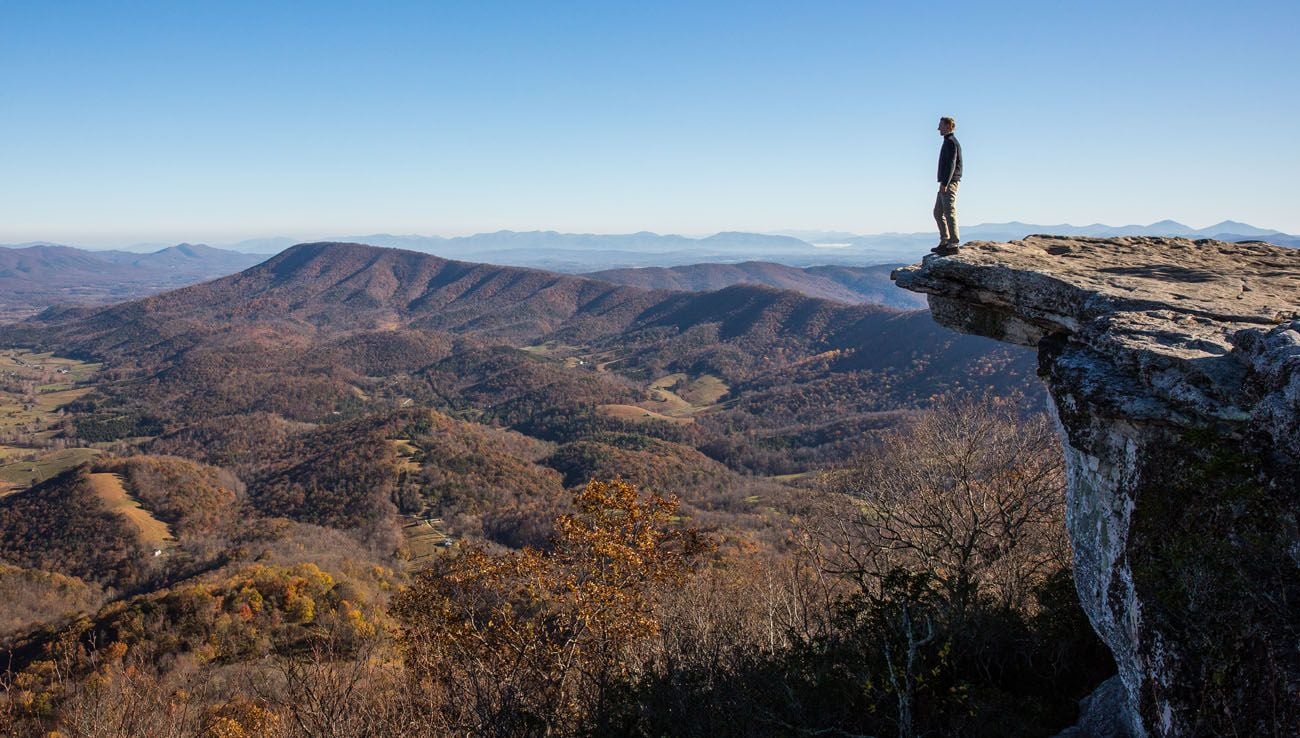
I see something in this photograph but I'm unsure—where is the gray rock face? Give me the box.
[1054,676,1139,738]
[893,236,1299,737]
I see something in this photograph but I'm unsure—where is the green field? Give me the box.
[0,447,103,492]
[0,351,99,430]
[0,350,104,494]
[646,373,731,414]
[1,350,101,382]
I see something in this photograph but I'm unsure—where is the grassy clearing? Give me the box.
[0,350,99,434]
[598,404,694,425]
[85,472,174,549]
[520,341,582,358]
[1,351,100,383]
[0,400,44,432]
[680,374,729,406]
[0,350,104,493]
[649,373,689,390]
[646,388,693,414]
[399,515,452,566]
[33,387,93,411]
[389,439,421,473]
[0,448,103,489]
[637,373,732,420]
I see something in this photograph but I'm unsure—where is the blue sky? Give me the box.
[3,0,1297,246]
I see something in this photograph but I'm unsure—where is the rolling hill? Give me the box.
[1,241,1036,480]
[0,240,1047,730]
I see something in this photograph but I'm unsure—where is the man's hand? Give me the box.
[939,184,948,193]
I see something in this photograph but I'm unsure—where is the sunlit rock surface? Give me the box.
[894,236,1300,737]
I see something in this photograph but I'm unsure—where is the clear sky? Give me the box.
[3,0,1297,246]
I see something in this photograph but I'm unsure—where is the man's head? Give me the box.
[938,117,955,135]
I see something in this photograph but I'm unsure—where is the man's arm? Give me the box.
[938,138,956,189]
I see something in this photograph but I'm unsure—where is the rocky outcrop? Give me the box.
[893,236,1299,737]
[1054,676,1135,738]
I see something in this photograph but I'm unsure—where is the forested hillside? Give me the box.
[0,244,1111,737]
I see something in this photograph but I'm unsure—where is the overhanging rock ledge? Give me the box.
[893,235,1299,737]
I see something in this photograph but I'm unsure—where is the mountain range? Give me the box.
[6,242,944,361]
[213,220,1298,270]
[0,242,269,323]
[585,261,927,310]
[0,239,1056,732]
[6,220,1293,323]
[325,222,1294,266]
[2,242,1035,477]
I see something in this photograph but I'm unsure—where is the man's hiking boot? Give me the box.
[935,242,960,256]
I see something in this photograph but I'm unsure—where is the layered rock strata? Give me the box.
[893,236,1299,737]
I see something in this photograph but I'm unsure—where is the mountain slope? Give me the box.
[586,261,927,309]
[1,241,1036,478]
[4,243,939,373]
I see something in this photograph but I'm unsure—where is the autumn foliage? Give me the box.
[394,479,710,736]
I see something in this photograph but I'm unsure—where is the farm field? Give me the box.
[1,350,100,382]
[598,403,694,425]
[0,349,103,493]
[594,372,731,427]
[399,515,453,566]
[0,447,103,493]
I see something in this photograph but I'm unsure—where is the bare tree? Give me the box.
[806,395,1069,737]
[260,632,414,738]
[816,395,1067,619]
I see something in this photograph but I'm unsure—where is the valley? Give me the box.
[0,243,1038,550]
[0,242,1085,737]
[0,243,270,323]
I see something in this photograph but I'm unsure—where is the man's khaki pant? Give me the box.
[934,181,960,244]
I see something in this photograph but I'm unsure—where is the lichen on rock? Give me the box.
[893,236,1300,737]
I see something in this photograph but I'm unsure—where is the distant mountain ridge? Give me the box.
[1,242,959,372]
[0,242,270,323]
[779,219,1291,243]
[216,221,1298,270]
[1,242,1037,480]
[778,220,1300,263]
[4,222,1292,323]
[586,261,928,310]
[14,220,1295,273]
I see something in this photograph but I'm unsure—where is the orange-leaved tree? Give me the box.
[393,478,710,737]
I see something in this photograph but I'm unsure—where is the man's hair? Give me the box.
[940,116,956,129]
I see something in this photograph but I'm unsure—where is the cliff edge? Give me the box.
[893,236,1299,737]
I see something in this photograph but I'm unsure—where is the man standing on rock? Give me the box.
[933,116,962,255]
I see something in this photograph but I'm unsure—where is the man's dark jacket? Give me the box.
[938,133,962,185]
